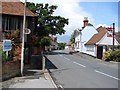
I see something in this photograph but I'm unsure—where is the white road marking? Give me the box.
[57,85,64,89]
[63,57,71,61]
[95,70,120,80]
[73,62,86,67]
[59,55,62,56]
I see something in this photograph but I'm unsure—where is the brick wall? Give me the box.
[2,60,21,81]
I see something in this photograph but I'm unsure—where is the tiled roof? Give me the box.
[96,26,107,32]
[1,2,37,17]
[85,27,107,45]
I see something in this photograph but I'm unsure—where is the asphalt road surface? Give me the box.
[45,50,120,89]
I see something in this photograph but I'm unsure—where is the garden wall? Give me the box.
[2,60,21,81]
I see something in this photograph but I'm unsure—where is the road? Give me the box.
[45,50,120,89]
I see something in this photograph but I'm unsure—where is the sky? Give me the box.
[20,0,119,43]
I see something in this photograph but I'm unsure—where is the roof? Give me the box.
[96,26,107,32]
[85,27,107,45]
[1,2,37,17]
[86,26,120,45]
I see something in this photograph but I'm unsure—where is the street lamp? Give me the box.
[21,0,27,76]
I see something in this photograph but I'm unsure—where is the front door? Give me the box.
[97,46,103,59]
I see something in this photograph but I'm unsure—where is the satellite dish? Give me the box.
[24,28,31,34]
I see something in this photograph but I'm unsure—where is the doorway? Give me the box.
[97,46,103,59]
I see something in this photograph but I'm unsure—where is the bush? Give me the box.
[111,49,120,62]
[104,51,112,61]
[104,49,120,62]
[0,49,10,61]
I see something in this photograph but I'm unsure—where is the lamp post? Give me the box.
[21,0,27,76]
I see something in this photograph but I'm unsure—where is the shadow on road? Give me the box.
[44,51,70,55]
[44,56,58,70]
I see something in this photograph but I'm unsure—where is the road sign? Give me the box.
[3,40,12,51]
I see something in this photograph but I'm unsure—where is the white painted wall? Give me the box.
[80,26,98,53]
[97,33,120,45]
[84,45,96,57]
[86,33,120,57]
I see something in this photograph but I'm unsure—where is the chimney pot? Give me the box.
[83,17,89,28]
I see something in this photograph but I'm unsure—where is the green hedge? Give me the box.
[104,49,120,62]
[0,49,10,61]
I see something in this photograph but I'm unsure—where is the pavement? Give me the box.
[2,69,57,89]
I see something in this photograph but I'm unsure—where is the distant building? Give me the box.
[65,42,73,50]
[50,36,58,50]
[45,36,58,51]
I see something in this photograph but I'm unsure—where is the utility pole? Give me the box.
[21,0,26,76]
[112,23,115,51]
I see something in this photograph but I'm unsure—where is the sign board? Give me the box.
[24,28,31,34]
[3,40,12,51]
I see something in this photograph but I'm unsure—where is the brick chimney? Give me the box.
[83,17,89,28]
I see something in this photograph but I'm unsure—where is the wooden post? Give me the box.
[112,23,115,51]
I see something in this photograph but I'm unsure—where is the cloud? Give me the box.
[20,0,95,42]
[95,24,110,28]
[0,0,20,2]
[96,24,118,32]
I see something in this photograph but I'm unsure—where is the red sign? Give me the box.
[106,27,113,31]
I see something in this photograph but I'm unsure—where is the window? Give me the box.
[2,16,22,31]
[86,45,94,51]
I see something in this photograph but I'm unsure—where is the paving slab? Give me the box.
[2,69,57,89]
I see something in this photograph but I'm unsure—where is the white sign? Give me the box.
[3,40,12,51]
[24,28,31,34]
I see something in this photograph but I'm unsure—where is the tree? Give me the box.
[26,3,68,36]
[36,3,68,36]
[26,3,69,47]
[39,36,52,47]
[70,29,80,43]
[58,43,66,50]
[70,34,75,44]
[26,2,36,13]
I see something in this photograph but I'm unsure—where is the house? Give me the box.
[50,36,58,50]
[65,42,74,50]
[74,17,120,59]
[1,2,37,42]
[85,26,120,59]
[74,17,98,53]
[44,36,58,51]
[0,2,37,64]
